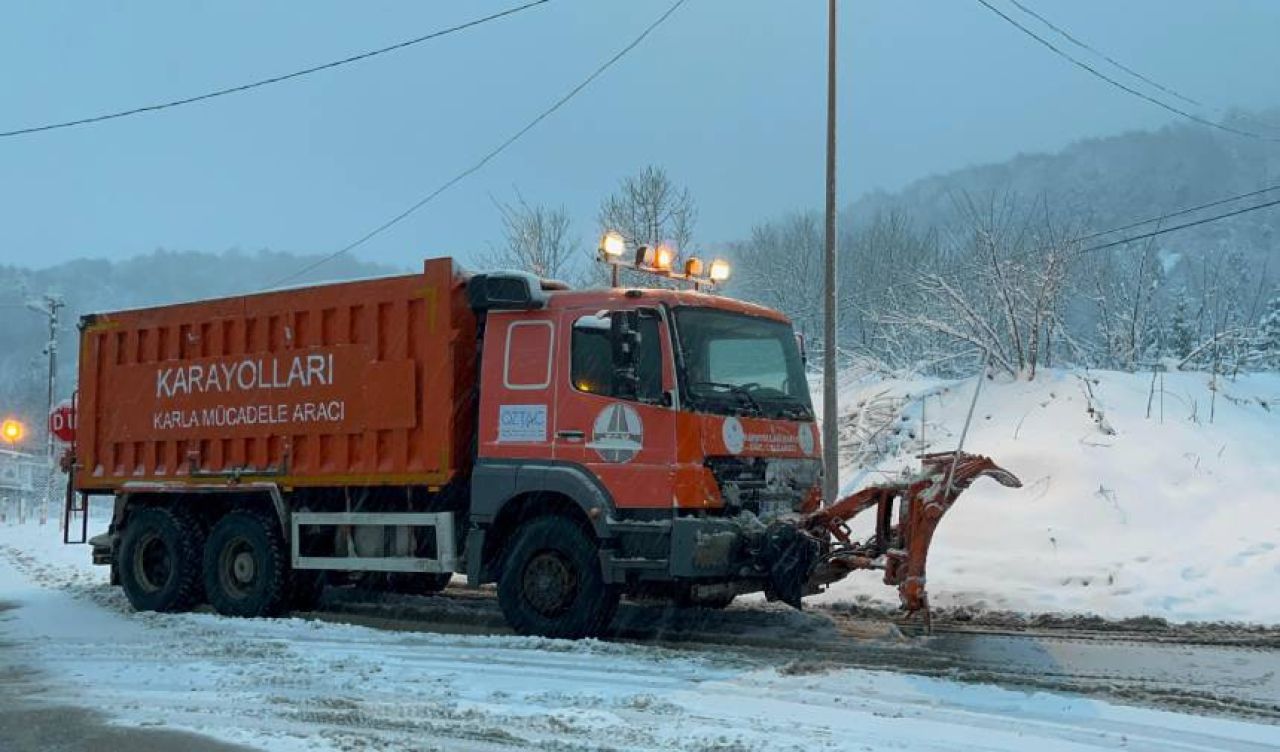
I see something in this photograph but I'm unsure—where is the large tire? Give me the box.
[203,509,289,618]
[361,572,452,596]
[497,516,619,639]
[117,506,204,613]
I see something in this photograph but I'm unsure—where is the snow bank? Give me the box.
[814,368,1280,625]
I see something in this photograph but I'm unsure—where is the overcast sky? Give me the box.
[2,0,1278,272]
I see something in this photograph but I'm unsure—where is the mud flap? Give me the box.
[761,522,822,609]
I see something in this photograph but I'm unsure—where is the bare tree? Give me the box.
[583,165,699,288]
[598,165,697,254]
[731,209,938,372]
[1079,230,1165,371]
[478,194,575,280]
[878,193,1079,379]
[732,212,824,336]
[840,210,938,352]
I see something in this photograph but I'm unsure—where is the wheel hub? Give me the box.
[134,533,173,592]
[522,551,577,617]
[232,551,256,584]
[218,536,257,597]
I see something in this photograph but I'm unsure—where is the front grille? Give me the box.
[705,456,821,518]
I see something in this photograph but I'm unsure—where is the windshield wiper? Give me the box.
[688,381,764,416]
[776,401,814,420]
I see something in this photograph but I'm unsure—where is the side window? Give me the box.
[570,318,612,395]
[504,321,553,390]
[571,311,663,403]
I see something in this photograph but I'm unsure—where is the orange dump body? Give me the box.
[74,258,476,491]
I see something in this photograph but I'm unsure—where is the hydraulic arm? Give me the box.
[763,451,1021,625]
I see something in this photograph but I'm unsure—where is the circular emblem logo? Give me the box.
[721,417,745,455]
[797,423,815,455]
[590,404,644,463]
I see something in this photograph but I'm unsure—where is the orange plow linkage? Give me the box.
[761,452,1021,625]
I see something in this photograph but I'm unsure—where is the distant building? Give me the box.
[0,447,45,496]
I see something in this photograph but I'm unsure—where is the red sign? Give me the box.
[49,400,76,443]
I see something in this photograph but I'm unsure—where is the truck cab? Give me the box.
[464,273,821,636]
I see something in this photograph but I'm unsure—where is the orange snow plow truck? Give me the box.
[63,256,1019,638]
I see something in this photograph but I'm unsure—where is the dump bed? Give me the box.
[74,258,476,491]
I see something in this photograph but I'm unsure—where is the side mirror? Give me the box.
[611,310,641,399]
[795,332,808,366]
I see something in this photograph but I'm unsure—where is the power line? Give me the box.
[973,0,1280,144]
[947,184,1280,272]
[1019,185,1280,263]
[1073,196,1280,258]
[1005,0,1201,109]
[1005,0,1280,133]
[1073,184,1280,246]
[885,189,1280,300]
[265,0,689,290]
[0,0,550,139]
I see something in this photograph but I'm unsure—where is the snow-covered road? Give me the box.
[1,522,1277,751]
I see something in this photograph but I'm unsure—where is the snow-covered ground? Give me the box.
[2,519,1278,751]
[814,368,1280,624]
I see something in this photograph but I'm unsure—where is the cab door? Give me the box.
[552,305,678,511]
[476,311,557,463]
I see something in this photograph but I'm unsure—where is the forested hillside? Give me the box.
[732,112,1280,377]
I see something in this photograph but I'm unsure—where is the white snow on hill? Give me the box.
[814,368,1280,625]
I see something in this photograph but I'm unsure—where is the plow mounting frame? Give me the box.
[790,451,1021,621]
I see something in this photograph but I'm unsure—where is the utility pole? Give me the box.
[821,0,840,506]
[41,294,64,464]
[27,294,64,526]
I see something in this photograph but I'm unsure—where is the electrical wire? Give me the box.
[0,0,550,139]
[1005,0,1201,109]
[1072,196,1280,258]
[945,184,1280,272]
[1005,0,1280,133]
[1072,184,1280,246]
[905,193,1280,311]
[1054,186,1280,260]
[973,0,1280,144]
[264,0,689,290]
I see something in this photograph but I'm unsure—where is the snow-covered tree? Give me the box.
[1252,292,1280,370]
[877,193,1080,379]
[1167,289,1197,360]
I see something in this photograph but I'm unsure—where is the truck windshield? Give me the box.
[672,307,813,420]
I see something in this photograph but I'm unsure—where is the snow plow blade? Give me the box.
[765,451,1021,617]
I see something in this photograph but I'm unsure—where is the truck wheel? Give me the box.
[203,510,289,617]
[117,506,204,613]
[497,516,619,639]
